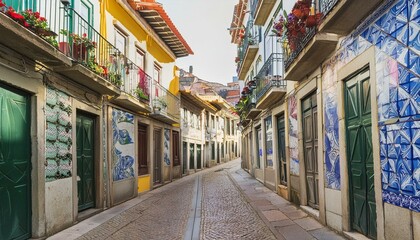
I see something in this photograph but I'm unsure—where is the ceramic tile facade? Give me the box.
[164,128,170,166]
[320,0,420,210]
[288,95,299,175]
[111,108,135,181]
[45,87,73,182]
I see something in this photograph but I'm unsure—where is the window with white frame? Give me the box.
[153,63,162,84]
[115,28,127,56]
[135,47,145,70]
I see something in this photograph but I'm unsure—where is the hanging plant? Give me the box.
[273,0,324,52]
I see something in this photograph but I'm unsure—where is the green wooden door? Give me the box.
[183,142,187,174]
[303,92,319,209]
[197,145,202,169]
[189,143,195,170]
[0,85,31,240]
[76,113,95,212]
[345,68,376,239]
[153,129,162,184]
[277,114,287,185]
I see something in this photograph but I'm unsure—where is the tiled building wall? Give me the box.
[111,108,135,181]
[322,0,420,211]
[45,87,73,182]
[288,94,299,175]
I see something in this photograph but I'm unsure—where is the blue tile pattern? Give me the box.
[164,129,170,166]
[323,63,341,189]
[321,0,420,204]
[359,0,420,212]
[112,108,135,181]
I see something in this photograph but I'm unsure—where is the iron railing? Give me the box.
[256,53,286,101]
[237,19,258,73]
[283,0,340,69]
[243,93,257,114]
[123,58,151,103]
[1,0,152,99]
[151,81,180,122]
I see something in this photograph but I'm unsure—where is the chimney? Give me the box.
[189,65,193,74]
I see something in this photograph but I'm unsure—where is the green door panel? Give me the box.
[302,93,319,209]
[189,143,195,169]
[76,114,95,212]
[197,145,202,169]
[345,68,376,239]
[277,115,287,185]
[0,85,31,240]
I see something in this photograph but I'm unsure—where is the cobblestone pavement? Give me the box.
[201,168,276,240]
[76,178,195,240]
[49,159,345,240]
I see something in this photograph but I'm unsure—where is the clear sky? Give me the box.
[158,0,238,85]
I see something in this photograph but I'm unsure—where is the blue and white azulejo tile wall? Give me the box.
[322,0,420,210]
[111,108,135,181]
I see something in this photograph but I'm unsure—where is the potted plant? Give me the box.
[1,4,59,48]
[108,71,122,87]
[60,30,96,61]
[152,97,167,112]
[134,87,149,100]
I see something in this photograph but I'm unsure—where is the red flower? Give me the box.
[0,0,5,8]
[34,11,40,18]
[101,66,108,76]
[23,21,30,28]
[82,33,87,38]
[10,12,25,21]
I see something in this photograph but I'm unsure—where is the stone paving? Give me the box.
[229,163,346,240]
[49,159,346,240]
[201,168,276,240]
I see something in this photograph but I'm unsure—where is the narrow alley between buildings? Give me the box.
[49,159,344,240]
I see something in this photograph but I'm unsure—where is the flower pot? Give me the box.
[292,9,304,19]
[306,15,317,27]
[34,27,57,37]
[59,42,70,56]
[72,43,87,62]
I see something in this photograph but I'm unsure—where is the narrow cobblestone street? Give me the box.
[49,159,345,240]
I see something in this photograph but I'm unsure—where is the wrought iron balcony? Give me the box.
[283,2,339,81]
[237,20,259,80]
[150,81,180,124]
[255,53,286,109]
[0,0,136,95]
[244,93,261,120]
[111,57,152,113]
[250,0,277,25]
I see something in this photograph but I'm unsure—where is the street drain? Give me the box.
[214,169,224,172]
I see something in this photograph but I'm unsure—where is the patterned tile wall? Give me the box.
[288,95,299,175]
[321,0,420,210]
[45,87,73,182]
[164,128,170,166]
[112,108,135,181]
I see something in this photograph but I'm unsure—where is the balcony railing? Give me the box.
[151,81,180,123]
[284,26,317,70]
[256,53,286,101]
[1,0,154,99]
[238,20,258,63]
[123,58,151,104]
[319,0,339,17]
[283,0,346,70]
[237,20,259,79]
